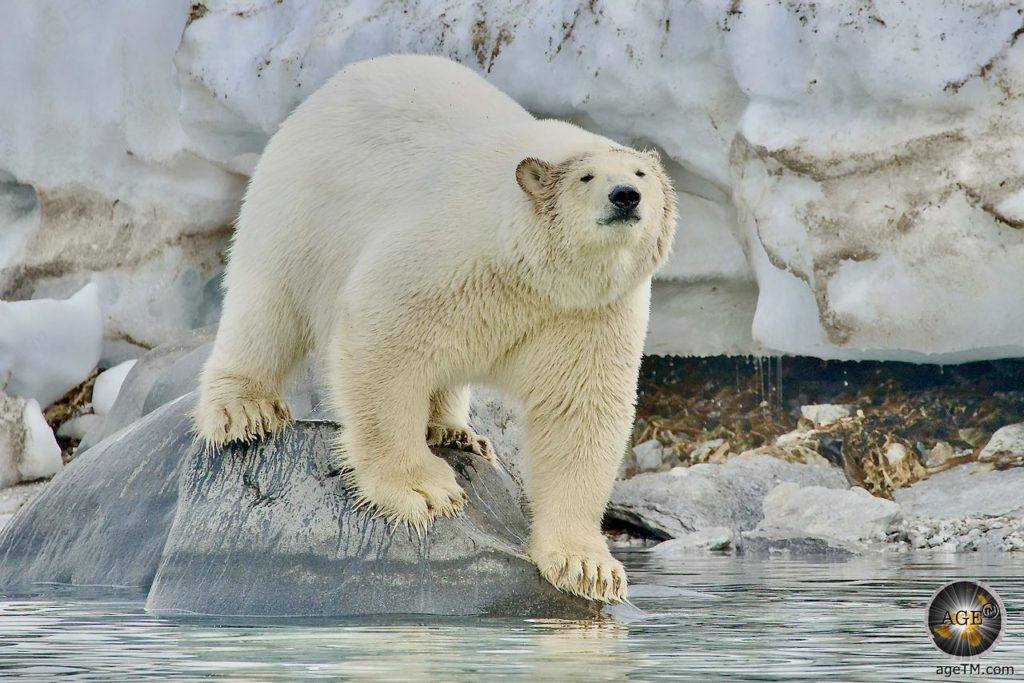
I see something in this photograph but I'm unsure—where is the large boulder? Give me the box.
[0,345,594,617]
[607,454,848,540]
[0,397,190,588]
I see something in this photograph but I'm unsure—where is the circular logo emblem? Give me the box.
[927,580,1005,658]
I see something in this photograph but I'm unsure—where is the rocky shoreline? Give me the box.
[0,337,1021,615]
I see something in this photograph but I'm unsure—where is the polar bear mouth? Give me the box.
[599,210,641,226]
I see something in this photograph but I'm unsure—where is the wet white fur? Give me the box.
[194,55,677,603]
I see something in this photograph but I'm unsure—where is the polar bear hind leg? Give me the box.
[329,342,468,532]
[425,387,496,464]
[193,289,305,447]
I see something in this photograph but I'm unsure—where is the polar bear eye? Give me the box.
[580,174,594,183]
[635,170,646,177]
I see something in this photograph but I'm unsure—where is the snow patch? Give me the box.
[92,359,137,416]
[19,399,62,481]
[1,1,1022,360]
[0,284,103,407]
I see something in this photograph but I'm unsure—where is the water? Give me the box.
[2,552,1022,681]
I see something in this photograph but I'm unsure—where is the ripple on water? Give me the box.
[1,553,1023,681]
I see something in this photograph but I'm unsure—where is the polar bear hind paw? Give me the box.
[425,424,496,465]
[531,546,628,604]
[344,453,468,534]
[193,390,293,447]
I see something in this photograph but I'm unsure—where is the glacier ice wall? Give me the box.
[1,0,1021,361]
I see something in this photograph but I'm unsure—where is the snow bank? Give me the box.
[18,399,62,481]
[92,359,137,416]
[0,284,103,407]
[0,392,62,489]
[725,2,1024,361]
[1,1,1021,361]
[0,2,240,352]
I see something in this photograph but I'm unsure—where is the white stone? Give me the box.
[92,360,138,416]
[775,429,811,446]
[884,441,910,465]
[924,441,963,469]
[650,527,736,555]
[800,404,853,426]
[55,413,103,441]
[633,439,672,471]
[758,482,902,545]
[979,424,1024,465]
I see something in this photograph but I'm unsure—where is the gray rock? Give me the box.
[77,327,215,451]
[607,455,848,539]
[0,480,48,530]
[978,423,1024,468]
[892,516,1024,553]
[893,464,1024,520]
[689,438,727,463]
[0,397,190,588]
[923,441,967,469]
[649,527,737,555]
[886,464,1024,553]
[0,392,597,618]
[616,445,637,480]
[756,483,901,547]
[466,386,525,495]
[633,439,674,471]
[739,531,855,558]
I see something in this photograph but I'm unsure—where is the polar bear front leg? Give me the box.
[521,392,633,603]
[508,302,647,604]
[328,351,468,532]
[425,387,496,464]
[193,290,303,447]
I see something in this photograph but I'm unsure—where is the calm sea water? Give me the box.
[1,552,1021,682]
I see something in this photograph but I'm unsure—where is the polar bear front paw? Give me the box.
[530,541,628,604]
[346,452,468,533]
[193,381,293,446]
[425,424,496,465]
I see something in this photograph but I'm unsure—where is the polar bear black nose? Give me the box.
[609,185,641,210]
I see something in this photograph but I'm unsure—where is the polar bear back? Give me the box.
[226,55,616,343]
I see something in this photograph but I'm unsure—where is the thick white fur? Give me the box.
[194,55,677,603]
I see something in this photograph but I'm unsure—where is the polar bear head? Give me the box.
[515,147,677,307]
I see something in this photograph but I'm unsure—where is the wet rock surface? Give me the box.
[635,460,1024,557]
[0,339,595,618]
[0,398,189,588]
[750,483,902,551]
[893,464,1024,520]
[0,393,596,618]
[606,455,848,540]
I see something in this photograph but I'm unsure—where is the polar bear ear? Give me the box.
[643,148,663,166]
[516,158,553,199]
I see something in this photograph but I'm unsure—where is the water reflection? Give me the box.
[1,553,1023,681]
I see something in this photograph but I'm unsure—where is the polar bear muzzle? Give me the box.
[602,184,642,225]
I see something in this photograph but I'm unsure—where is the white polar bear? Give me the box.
[194,54,677,603]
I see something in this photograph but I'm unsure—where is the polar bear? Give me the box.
[194,54,677,603]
